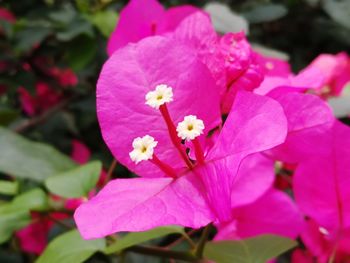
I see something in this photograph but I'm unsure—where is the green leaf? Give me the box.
[88,10,118,37]
[0,205,30,244]
[203,235,297,263]
[56,18,94,41]
[64,36,97,71]
[323,0,350,29]
[11,188,49,211]
[36,230,105,263]
[243,4,288,24]
[0,127,76,181]
[15,27,52,52]
[0,180,19,195]
[45,161,102,198]
[0,188,48,244]
[0,109,19,126]
[105,226,184,254]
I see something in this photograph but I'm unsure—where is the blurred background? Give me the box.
[0,0,349,261]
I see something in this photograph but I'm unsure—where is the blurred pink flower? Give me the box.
[0,8,15,23]
[18,82,62,116]
[49,68,78,87]
[309,52,350,97]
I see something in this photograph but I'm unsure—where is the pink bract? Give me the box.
[267,91,334,163]
[309,52,350,97]
[215,189,303,240]
[107,0,199,55]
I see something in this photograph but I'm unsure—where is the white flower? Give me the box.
[129,135,158,164]
[176,115,205,141]
[145,84,173,109]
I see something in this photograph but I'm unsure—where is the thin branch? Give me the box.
[165,229,197,249]
[14,98,72,133]
[195,225,211,258]
[126,245,198,262]
[103,159,118,186]
[47,214,74,230]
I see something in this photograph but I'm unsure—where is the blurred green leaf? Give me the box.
[64,36,97,71]
[0,180,19,195]
[243,4,288,24]
[45,161,101,198]
[105,226,185,254]
[0,206,30,244]
[88,10,118,37]
[0,188,48,244]
[203,235,297,263]
[11,188,49,211]
[0,109,19,126]
[323,0,350,29]
[0,127,76,181]
[15,26,52,52]
[48,5,76,24]
[56,18,94,41]
[36,230,105,263]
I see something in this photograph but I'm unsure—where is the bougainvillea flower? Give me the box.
[16,212,68,254]
[18,82,62,116]
[49,67,78,87]
[266,90,334,164]
[107,0,199,55]
[0,84,6,97]
[215,189,303,240]
[299,219,350,263]
[172,12,263,113]
[291,249,315,263]
[74,35,287,238]
[308,52,350,97]
[293,121,350,261]
[256,55,291,78]
[0,8,16,23]
[255,64,325,95]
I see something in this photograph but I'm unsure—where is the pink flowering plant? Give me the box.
[1,1,350,263]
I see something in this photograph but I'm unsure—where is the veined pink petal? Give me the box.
[159,5,199,32]
[230,153,275,207]
[294,121,350,231]
[74,176,214,239]
[197,91,287,221]
[97,36,221,178]
[107,0,165,55]
[267,91,334,163]
[107,0,199,55]
[215,190,303,240]
[173,12,225,94]
[209,91,287,160]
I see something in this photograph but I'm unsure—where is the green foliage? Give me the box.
[105,226,185,254]
[203,235,297,263]
[0,180,19,195]
[45,161,102,198]
[0,189,49,244]
[36,230,105,263]
[0,127,76,181]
